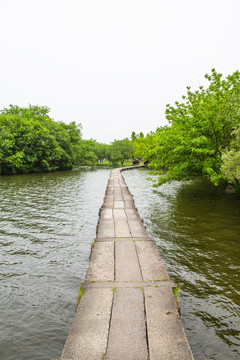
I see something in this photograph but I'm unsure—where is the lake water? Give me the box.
[0,168,110,360]
[0,168,239,359]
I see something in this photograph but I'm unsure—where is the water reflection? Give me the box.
[123,169,240,360]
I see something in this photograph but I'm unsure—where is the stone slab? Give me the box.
[123,194,134,201]
[113,190,122,195]
[60,288,113,360]
[125,208,142,220]
[100,208,113,220]
[113,200,124,208]
[145,287,194,360]
[86,242,114,281]
[115,241,142,281]
[136,241,170,281]
[124,200,136,209]
[121,188,130,194]
[114,194,123,200]
[115,219,131,237]
[104,194,114,199]
[103,198,114,208]
[97,220,115,238]
[128,219,147,237]
[106,288,148,360]
[113,208,127,219]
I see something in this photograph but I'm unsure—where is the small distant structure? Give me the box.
[132,159,140,165]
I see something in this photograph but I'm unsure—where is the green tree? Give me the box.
[0,105,83,174]
[93,142,109,163]
[78,139,98,166]
[134,69,240,192]
[109,138,135,165]
[221,126,240,192]
[133,131,157,162]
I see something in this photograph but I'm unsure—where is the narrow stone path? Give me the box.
[59,167,194,360]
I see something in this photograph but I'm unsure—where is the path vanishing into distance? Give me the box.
[56,166,194,360]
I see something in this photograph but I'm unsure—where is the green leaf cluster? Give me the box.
[77,138,135,167]
[0,105,82,174]
[107,138,135,166]
[133,69,240,192]
[0,106,138,174]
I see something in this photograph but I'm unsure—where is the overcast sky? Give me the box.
[1,0,240,143]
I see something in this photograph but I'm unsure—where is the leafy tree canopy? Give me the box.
[109,138,135,165]
[0,105,82,174]
[133,69,240,192]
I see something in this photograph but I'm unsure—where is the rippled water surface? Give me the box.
[123,169,240,360]
[0,169,110,360]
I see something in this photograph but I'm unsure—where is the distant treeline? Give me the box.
[132,69,240,193]
[0,105,135,174]
[1,69,240,194]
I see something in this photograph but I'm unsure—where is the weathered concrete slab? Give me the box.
[115,241,142,281]
[125,208,142,220]
[145,286,194,360]
[113,208,127,219]
[86,242,114,281]
[103,197,114,208]
[104,194,114,199]
[61,288,113,360]
[106,288,148,360]
[128,219,147,237]
[100,208,113,220]
[113,200,124,208]
[105,190,114,196]
[113,188,122,193]
[114,193,124,200]
[115,219,131,237]
[136,241,170,280]
[122,194,133,201]
[124,200,136,209]
[97,219,115,238]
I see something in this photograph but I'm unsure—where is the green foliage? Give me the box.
[134,69,240,192]
[221,127,240,192]
[93,142,109,163]
[108,138,135,166]
[0,105,83,174]
[0,105,138,174]
[133,131,157,162]
[173,283,183,306]
[76,287,84,304]
[78,139,98,166]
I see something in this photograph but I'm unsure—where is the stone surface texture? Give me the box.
[59,165,194,360]
[106,288,148,360]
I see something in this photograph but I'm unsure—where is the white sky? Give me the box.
[0,0,240,143]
